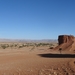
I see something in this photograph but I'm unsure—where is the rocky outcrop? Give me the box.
[54,35,75,51]
[58,35,74,45]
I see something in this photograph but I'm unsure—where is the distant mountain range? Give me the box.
[0,39,58,43]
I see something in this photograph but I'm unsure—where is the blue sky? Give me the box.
[0,0,75,39]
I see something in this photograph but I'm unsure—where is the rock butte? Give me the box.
[55,35,75,51]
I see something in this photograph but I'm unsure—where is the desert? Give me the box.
[0,35,74,75]
[0,0,75,75]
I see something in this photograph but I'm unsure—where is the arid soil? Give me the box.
[0,46,74,75]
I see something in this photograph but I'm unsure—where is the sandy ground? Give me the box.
[0,47,74,75]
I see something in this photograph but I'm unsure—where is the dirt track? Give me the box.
[0,48,74,75]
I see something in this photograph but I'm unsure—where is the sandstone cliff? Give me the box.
[54,35,75,51]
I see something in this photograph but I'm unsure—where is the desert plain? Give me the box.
[0,36,75,75]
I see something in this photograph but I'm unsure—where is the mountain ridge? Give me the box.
[0,38,57,43]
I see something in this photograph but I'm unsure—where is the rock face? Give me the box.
[58,35,74,45]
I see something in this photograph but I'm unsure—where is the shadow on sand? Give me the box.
[38,53,75,58]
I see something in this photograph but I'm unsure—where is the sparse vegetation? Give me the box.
[0,43,55,50]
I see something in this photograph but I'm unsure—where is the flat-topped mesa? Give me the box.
[58,35,74,45]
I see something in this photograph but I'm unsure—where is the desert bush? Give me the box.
[14,44,18,47]
[6,44,9,48]
[34,43,51,47]
[1,45,7,49]
[21,44,25,47]
[10,44,14,49]
[35,43,43,47]
[49,47,54,49]
[49,43,54,46]
[18,46,23,48]
[59,48,62,54]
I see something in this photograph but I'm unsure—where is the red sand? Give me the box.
[0,47,74,75]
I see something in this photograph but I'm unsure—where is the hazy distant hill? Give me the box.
[0,39,57,43]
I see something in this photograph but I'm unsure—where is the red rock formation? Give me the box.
[54,35,75,51]
[58,35,74,45]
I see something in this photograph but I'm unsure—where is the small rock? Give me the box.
[54,72,57,75]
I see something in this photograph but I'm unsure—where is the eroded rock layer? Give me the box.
[58,35,74,45]
[55,35,75,51]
